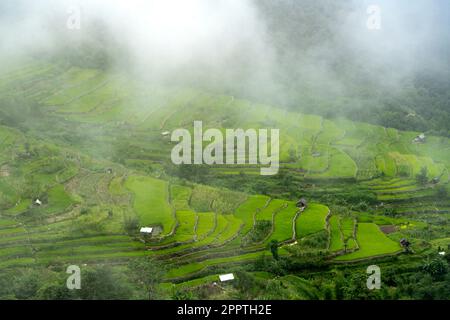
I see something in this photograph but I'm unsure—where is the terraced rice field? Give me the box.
[335,223,401,261]
[125,176,174,234]
[296,204,329,238]
[0,62,449,289]
[4,64,447,183]
[269,201,298,243]
[234,195,269,235]
[329,215,345,252]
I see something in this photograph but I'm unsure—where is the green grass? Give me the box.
[32,235,136,247]
[190,185,246,214]
[277,275,321,299]
[42,184,74,215]
[0,219,18,228]
[335,223,401,261]
[109,177,128,195]
[125,176,174,234]
[298,145,329,172]
[0,62,449,285]
[430,237,450,249]
[35,242,144,258]
[195,212,215,239]
[296,204,329,238]
[0,246,32,258]
[173,211,196,242]
[234,195,269,236]
[4,199,31,216]
[214,214,243,243]
[170,185,192,211]
[166,251,267,279]
[195,214,228,244]
[329,215,345,252]
[256,199,285,221]
[172,274,220,290]
[0,257,36,268]
[340,217,355,238]
[147,214,224,255]
[269,201,297,242]
[0,227,27,237]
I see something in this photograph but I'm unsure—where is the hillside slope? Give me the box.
[0,61,448,291]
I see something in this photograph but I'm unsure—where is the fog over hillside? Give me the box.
[1,1,450,302]
[1,0,449,133]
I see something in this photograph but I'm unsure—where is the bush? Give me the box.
[422,257,449,280]
[243,220,272,245]
[436,186,448,199]
[416,167,428,186]
[124,216,139,235]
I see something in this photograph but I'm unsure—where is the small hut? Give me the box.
[140,227,153,236]
[400,238,410,248]
[296,198,308,209]
[413,133,426,143]
[34,199,43,206]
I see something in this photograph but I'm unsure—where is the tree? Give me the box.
[383,207,398,217]
[416,166,428,186]
[268,240,279,260]
[37,281,76,300]
[172,288,196,300]
[77,266,132,300]
[124,215,139,235]
[334,273,345,300]
[233,271,258,295]
[128,257,166,300]
[422,257,449,280]
[436,186,448,199]
[288,147,297,162]
[13,270,42,300]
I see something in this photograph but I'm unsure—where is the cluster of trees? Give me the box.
[242,221,272,246]
[0,267,132,300]
[225,253,450,300]
[416,167,429,186]
[0,257,166,300]
[4,241,447,300]
[254,1,450,137]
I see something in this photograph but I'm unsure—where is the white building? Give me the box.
[219,273,235,282]
[140,227,153,235]
[413,133,426,143]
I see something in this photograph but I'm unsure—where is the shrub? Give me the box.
[124,216,139,235]
[416,166,428,186]
[243,220,272,245]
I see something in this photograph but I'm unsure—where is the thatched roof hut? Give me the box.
[296,198,308,209]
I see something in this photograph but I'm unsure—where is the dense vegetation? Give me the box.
[0,60,448,300]
[0,0,449,300]
[32,0,450,137]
